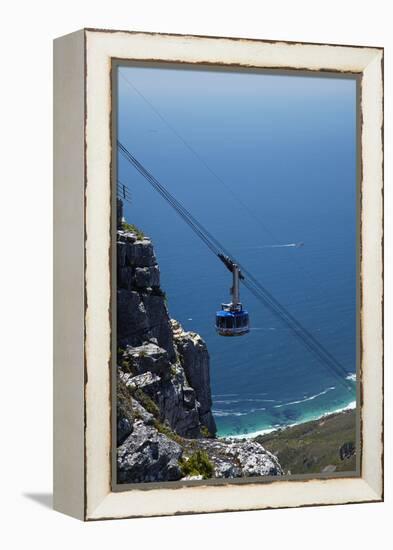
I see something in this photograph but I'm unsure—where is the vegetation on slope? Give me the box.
[122,221,145,240]
[255,409,357,475]
[180,450,214,479]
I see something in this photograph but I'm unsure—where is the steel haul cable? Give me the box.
[118,140,353,392]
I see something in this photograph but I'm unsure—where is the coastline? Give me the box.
[221,399,356,441]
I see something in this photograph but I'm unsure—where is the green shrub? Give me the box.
[117,377,134,424]
[120,358,136,375]
[132,388,160,418]
[122,222,145,240]
[180,450,214,479]
[200,426,212,438]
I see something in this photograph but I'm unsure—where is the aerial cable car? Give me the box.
[215,255,250,337]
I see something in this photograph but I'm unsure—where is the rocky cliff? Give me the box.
[116,200,282,483]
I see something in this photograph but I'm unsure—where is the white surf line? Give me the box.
[222,401,357,440]
[213,398,278,404]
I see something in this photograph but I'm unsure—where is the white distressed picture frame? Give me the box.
[53,29,383,521]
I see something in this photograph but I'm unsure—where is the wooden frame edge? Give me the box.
[53,29,86,520]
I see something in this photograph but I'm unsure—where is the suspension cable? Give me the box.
[117,140,353,392]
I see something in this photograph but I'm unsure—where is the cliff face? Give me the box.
[117,224,216,440]
[116,202,282,483]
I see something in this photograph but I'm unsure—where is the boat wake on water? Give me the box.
[255,242,304,249]
[273,386,336,408]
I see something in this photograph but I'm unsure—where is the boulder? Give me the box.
[124,343,169,375]
[233,440,283,476]
[125,371,162,398]
[117,230,137,244]
[117,421,183,483]
[189,438,283,478]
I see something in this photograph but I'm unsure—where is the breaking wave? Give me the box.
[227,399,357,440]
[211,384,352,427]
[214,398,278,405]
[213,407,267,417]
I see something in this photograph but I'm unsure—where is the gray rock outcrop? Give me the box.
[118,421,183,483]
[117,229,175,359]
[181,438,283,478]
[117,220,216,438]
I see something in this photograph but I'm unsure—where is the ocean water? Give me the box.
[117,65,357,437]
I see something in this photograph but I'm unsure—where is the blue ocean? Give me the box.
[118,65,357,437]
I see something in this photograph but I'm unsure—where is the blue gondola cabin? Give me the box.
[216,303,250,336]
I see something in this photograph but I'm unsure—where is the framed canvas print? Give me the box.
[53,29,383,520]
